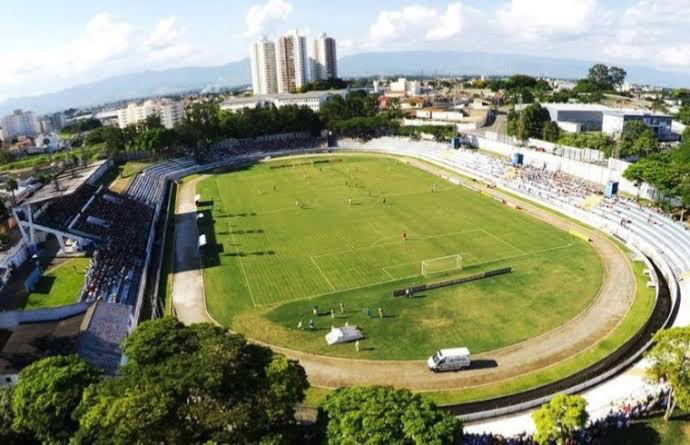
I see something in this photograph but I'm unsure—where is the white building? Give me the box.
[388,78,421,96]
[542,103,611,132]
[250,37,278,95]
[275,30,309,94]
[602,110,673,140]
[116,100,185,129]
[159,101,186,129]
[36,112,66,134]
[309,33,337,81]
[220,90,347,113]
[0,110,39,141]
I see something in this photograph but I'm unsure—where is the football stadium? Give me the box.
[0,133,684,434]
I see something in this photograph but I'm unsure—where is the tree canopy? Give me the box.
[532,393,589,445]
[506,103,551,141]
[617,120,660,159]
[321,386,462,445]
[583,64,627,91]
[12,355,101,444]
[73,318,309,445]
[646,327,690,420]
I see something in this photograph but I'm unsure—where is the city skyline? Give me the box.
[2,0,690,100]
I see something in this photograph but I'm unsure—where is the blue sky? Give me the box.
[2,0,690,99]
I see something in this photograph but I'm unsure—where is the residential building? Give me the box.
[602,110,673,140]
[387,78,421,97]
[275,30,309,93]
[0,109,39,141]
[542,103,610,132]
[36,112,66,134]
[116,100,185,129]
[220,90,347,113]
[250,37,278,95]
[159,101,186,129]
[309,32,337,81]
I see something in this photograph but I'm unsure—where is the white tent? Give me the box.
[325,326,363,345]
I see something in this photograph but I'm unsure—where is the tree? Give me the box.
[514,103,551,141]
[608,66,627,89]
[12,355,101,444]
[532,393,589,445]
[677,105,690,125]
[177,102,222,160]
[618,120,659,158]
[74,319,308,445]
[543,121,561,142]
[321,386,462,445]
[5,178,18,206]
[0,385,34,444]
[588,64,611,89]
[646,327,690,420]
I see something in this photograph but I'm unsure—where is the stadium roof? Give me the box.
[0,301,130,376]
[23,160,107,206]
[542,103,610,112]
[602,109,671,118]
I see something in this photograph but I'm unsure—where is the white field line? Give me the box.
[252,241,578,309]
[224,204,258,308]
[310,256,336,291]
[480,228,528,256]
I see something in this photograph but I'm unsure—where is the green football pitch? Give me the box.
[197,155,603,360]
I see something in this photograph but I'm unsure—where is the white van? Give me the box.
[427,348,471,372]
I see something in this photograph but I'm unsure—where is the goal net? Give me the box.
[421,254,463,277]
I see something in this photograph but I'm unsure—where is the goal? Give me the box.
[421,254,463,277]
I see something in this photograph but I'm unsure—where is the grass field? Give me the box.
[197,155,603,360]
[24,258,90,310]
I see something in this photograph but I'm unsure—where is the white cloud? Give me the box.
[245,0,293,37]
[497,0,598,40]
[145,17,185,51]
[660,45,690,66]
[367,2,476,46]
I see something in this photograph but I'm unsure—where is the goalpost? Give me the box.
[421,254,463,277]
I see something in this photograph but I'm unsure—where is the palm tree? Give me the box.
[5,178,18,206]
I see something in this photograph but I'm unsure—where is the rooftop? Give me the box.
[221,90,348,106]
[602,109,671,118]
[0,301,130,376]
[542,103,610,112]
[23,161,107,206]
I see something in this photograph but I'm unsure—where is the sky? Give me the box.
[2,0,690,100]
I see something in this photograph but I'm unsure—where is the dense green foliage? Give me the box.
[299,78,348,92]
[2,319,310,444]
[506,103,551,141]
[532,393,589,445]
[557,132,617,156]
[618,120,660,158]
[60,118,102,135]
[74,318,309,445]
[321,386,462,445]
[645,327,690,420]
[12,355,101,444]
[579,64,627,92]
[394,125,456,142]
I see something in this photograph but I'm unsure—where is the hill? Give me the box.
[2,50,689,114]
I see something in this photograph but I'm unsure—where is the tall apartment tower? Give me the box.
[275,30,309,93]
[250,37,278,95]
[309,33,338,81]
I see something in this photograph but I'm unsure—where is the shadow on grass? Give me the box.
[30,276,57,294]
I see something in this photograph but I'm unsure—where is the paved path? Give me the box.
[171,154,636,391]
[171,176,209,324]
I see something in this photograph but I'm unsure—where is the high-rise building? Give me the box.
[116,100,185,129]
[250,37,278,95]
[275,30,309,93]
[36,112,66,134]
[309,33,337,81]
[0,109,39,141]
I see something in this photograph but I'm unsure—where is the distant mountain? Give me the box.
[0,59,251,114]
[2,50,689,115]
[337,50,690,88]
